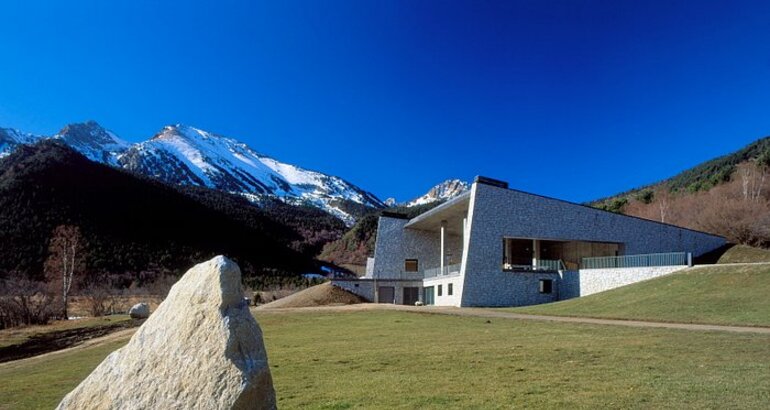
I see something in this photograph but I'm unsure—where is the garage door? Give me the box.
[378,286,395,304]
[403,287,419,305]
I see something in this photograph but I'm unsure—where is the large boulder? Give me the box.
[128,302,150,319]
[57,256,276,410]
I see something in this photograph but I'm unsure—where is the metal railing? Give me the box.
[503,259,565,272]
[424,263,462,278]
[581,252,689,269]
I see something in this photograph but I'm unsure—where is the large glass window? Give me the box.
[503,238,533,270]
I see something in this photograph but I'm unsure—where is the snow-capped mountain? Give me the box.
[0,121,384,224]
[405,179,469,207]
[0,128,42,159]
[118,124,383,223]
[52,120,129,165]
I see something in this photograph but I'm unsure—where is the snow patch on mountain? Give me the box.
[0,128,43,158]
[405,179,469,207]
[52,121,128,165]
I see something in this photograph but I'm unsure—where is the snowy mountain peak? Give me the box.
[406,179,469,207]
[53,121,128,164]
[0,121,384,224]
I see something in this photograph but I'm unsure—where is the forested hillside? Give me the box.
[0,141,343,283]
[593,136,770,247]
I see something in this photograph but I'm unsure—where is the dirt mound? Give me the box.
[257,282,367,309]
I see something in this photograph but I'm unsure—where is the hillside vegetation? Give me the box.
[2,310,770,409]
[593,136,770,247]
[511,263,770,326]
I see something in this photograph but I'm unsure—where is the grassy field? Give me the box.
[0,338,127,409]
[510,264,770,326]
[1,309,770,409]
[0,315,130,349]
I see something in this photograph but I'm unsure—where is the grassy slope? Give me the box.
[511,264,770,326]
[717,244,770,264]
[2,310,770,409]
[0,316,130,349]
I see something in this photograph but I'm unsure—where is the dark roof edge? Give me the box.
[380,211,409,219]
[474,175,508,189]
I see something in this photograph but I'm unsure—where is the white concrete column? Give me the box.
[532,239,540,269]
[440,220,447,272]
[462,217,467,260]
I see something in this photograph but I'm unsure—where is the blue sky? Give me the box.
[1,1,769,202]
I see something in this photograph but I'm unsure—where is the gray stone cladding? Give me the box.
[565,266,687,297]
[459,182,725,307]
[371,217,462,279]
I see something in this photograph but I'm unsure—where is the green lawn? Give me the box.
[2,310,769,409]
[509,264,770,327]
[0,339,127,409]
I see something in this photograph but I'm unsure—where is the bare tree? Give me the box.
[657,189,671,223]
[45,225,83,320]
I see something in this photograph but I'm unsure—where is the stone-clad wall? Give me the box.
[564,266,687,297]
[460,183,725,307]
[460,270,561,307]
[372,217,462,278]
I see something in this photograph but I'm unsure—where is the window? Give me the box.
[438,284,443,296]
[539,279,553,294]
[404,259,419,272]
[448,283,453,295]
[354,283,359,288]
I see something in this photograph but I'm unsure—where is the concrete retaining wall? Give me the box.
[574,265,687,297]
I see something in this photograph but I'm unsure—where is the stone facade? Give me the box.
[562,265,687,297]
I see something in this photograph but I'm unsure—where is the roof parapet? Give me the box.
[380,211,409,219]
[474,176,508,189]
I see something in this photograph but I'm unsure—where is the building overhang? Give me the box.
[403,192,470,234]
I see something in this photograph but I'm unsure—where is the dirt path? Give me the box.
[0,328,137,370]
[256,303,770,335]
[0,320,142,364]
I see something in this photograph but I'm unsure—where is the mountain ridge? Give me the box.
[0,121,384,224]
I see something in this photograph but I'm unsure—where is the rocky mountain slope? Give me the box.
[0,121,383,224]
[401,179,469,207]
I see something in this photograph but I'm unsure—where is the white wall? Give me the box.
[422,275,462,307]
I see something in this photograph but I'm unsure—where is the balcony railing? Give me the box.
[424,263,462,278]
[503,259,565,272]
[582,252,689,269]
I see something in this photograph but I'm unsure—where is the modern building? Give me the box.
[333,176,725,307]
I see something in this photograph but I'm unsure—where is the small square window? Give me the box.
[354,283,359,288]
[405,259,419,272]
[438,284,443,296]
[448,283,453,295]
[539,279,553,294]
